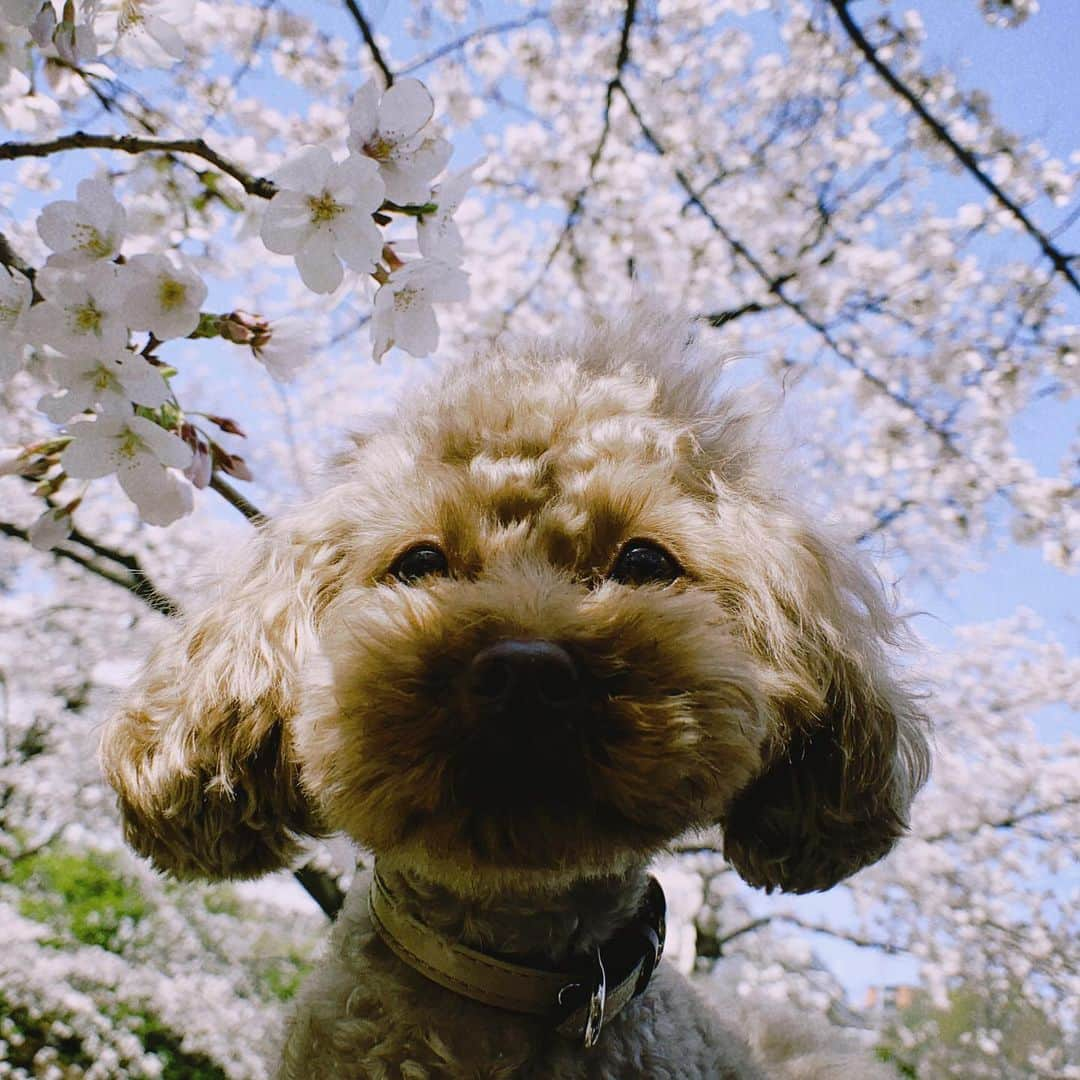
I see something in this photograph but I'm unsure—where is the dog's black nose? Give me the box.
[468,640,584,718]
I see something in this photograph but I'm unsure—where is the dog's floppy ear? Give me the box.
[719,517,930,894]
[100,512,340,880]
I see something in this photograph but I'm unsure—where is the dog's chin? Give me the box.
[352,757,700,890]
[373,808,668,893]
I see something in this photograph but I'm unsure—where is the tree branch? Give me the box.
[825,0,1079,297]
[501,0,637,326]
[341,0,395,86]
[699,299,782,328]
[399,11,550,76]
[0,132,277,200]
[209,473,268,526]
[0,520,181,617]
[919,796,1080,844]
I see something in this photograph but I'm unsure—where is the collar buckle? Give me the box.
[582,948,607,1049]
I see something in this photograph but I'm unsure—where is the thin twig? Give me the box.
[0,521,181,617]
[341,0,395,85]
[398,11,550,76]
[501,0,637,326]
[0,131,276,199]
[919,796,1080,845]
[826,0,1079,297]
[209,472,268,526]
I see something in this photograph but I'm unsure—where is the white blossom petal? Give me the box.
[346,80,381,147]
[127,414,193,469]
[377,79,434,142]
[122,253,206,340]
[37,178,125,267]
[260,191,315,255]
[60,418,126,479]
[28,507,73,551]
[381,136,452,206]
[328,154,385,211]
[332,210,383,274]
[393,296,440,357]
[1,0,42,27]
[295,231,344,293]
[271,145,332,196]
[117,456,192,524]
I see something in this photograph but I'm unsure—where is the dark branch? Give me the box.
[209,473,268,526]
[826,0,1079,297]
[341,0,395,85]
[0,520,181,618]
[699,299,782,328]
[0,132,277,199]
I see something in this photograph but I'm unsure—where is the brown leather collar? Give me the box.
[368,867,666,1048]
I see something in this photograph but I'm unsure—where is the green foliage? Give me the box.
[874,1043,918,1078]
[258,951,313,1003]
[8,847,148,951]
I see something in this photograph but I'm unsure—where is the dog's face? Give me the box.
[296,356,768,883]
[102,316,929,894]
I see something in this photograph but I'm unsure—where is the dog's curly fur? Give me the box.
[101,311,930,1078]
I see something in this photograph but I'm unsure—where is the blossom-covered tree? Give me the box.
[1,0,1077,1076]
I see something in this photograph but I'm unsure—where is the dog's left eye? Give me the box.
[390,544,449,584]
[610,540,682,586]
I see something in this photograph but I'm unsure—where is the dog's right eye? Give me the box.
[610,540,682,586]
[390,544,449,584]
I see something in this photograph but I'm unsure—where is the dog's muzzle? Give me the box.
[368,866,666,1049]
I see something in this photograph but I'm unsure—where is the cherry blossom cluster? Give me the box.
[1,176,206,537]
[1,71,473,547]
[260,77,473,359]
[0,0,187,70]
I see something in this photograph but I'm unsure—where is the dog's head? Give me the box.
[101,312,929,894]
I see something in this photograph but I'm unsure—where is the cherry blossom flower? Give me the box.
[24,264,130,356]
[417,163,479,265]
[28,505,73,551]
[94,0,185,68]
[370,258,469,361]
[121,252,207,339]
[38,347,170,422]
[260,146,386,294]
[347,79,452,206]
[250,316,312,382]
[0,266,32,378]
[60,413,193,525]
[37,177,126,268]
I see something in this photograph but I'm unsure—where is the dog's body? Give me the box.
[102,312,929,1077]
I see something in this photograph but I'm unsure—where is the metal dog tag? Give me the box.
[582,948,607,1049]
